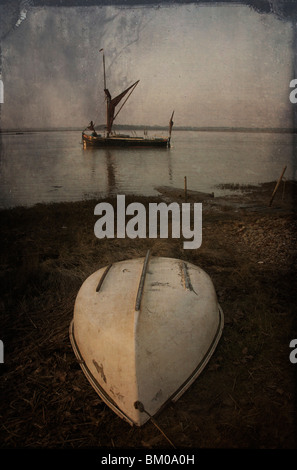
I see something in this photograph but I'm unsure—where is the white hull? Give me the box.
[69,254,223,426]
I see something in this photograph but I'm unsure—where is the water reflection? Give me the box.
[0,130,295,209]
[105,150,117,195]
[80,142,171,199]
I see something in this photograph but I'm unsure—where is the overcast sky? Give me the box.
[0,2,294,129]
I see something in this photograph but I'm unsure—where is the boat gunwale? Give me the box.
[69,319,135,426]
[171,304,224,403]
[82,132,169,147]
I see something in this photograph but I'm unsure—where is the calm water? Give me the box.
[0,129,296,209]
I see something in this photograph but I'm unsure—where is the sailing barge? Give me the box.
[82,51,174,148]
[69,252,224,427]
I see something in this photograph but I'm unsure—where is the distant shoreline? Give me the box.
[1,126,296,134]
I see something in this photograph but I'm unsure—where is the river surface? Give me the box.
[0,129,296,209]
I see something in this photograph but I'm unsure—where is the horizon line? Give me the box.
[0,125,296,134]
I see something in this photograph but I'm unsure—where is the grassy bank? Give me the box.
[0,183,296,449]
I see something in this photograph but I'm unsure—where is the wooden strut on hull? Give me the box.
[135,250,151,311]
[96,264,112,292]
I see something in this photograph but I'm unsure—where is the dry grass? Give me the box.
[0,187,296,449]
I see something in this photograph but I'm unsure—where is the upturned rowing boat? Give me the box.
[69,252,223,426]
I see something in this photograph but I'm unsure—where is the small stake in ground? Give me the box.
[269,165,287,207]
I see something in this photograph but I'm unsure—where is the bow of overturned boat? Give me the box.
[69,251,224,427]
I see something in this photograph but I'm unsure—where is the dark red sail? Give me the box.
[105,80,139,135]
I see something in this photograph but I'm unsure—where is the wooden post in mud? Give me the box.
[269,165,287,207]
[184,176,187,202]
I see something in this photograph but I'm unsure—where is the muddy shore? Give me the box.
[0,181,296,450]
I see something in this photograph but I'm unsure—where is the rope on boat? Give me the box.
[134,401,176,449]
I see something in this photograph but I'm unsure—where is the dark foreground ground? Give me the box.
[0,181,296,451]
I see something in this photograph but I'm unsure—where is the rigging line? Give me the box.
[112,81,139,124]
